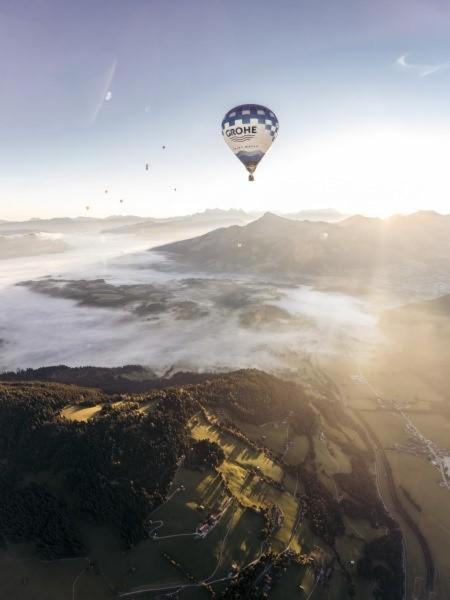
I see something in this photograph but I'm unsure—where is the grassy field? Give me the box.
[387,451,450,599]
[362,409,450,598]
[359,410,409,447]
[284,434,310,465]
[323,348,450,600]
[406,412,450,449]
[0,463,261,599]
[190,418,303,554]
[0,546,111,600]
[314,437,352,476]
[61,404,102,421]
[1,374,394,600]
[77,465,264,595]
[190,418,283,482]
[270,563,306,599]
[238,419,288,454]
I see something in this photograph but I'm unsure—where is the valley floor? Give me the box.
[318,353,450,600]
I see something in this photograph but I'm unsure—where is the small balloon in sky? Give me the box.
[162,145,166,150]
[104,189,108,194]
[85,205,90,211]
[119,199,124,204]
[221,104,279,181]
[105,91,112,101]
[145,163,149,171]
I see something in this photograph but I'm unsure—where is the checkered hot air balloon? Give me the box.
[221,104,279,181]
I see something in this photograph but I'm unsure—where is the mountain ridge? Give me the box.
[153,211,450,293]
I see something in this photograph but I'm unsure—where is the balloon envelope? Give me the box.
[221,104,278,180]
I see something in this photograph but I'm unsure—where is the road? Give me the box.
[118,473,305,599]
[349,360,435,599]
[118,500,237,598]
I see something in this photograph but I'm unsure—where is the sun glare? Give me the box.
[273,126,450,218]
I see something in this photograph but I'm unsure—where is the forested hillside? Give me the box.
[0,369,403,599]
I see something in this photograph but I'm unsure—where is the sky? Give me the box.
[1,0,450,220]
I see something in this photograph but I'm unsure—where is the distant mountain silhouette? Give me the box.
[103,209,254,236]
[0,215,147,234]
[155,211,450,291]
[283,208,345,222]
[0,209,342,237]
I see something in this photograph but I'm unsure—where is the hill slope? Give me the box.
[0,367,403,599]
[154,211,450,293]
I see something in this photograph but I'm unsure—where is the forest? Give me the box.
[0,368,404,598]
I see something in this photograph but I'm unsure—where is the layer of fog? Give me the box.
[0,232,380,374]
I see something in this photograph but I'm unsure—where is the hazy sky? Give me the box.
[1,0,450,220]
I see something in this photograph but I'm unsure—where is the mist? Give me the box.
[0,230,381,374]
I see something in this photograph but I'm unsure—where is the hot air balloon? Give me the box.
[145,163,149,171]
[221,104,279,181]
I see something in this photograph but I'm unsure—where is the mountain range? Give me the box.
[102,208,255,237]
[0,215,147,235]
[283,208,345,222]
[155,211,450,295]
[0,208,346,238]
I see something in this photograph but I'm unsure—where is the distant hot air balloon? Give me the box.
[85,205,90,211]
[221,104,279,181]
[162,145,166,150]
[119,199,124,204]
[104,189,108,194]
[145,163,149,171]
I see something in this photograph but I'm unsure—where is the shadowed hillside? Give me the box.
[0,368,403,599]
[154,211,450,294]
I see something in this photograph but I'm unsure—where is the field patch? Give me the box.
[61,404,102,421]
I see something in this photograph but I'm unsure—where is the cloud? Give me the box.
[0,236,378,373]
[395,54,448,77]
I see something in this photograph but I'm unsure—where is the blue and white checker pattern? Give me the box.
[221,104,279,139]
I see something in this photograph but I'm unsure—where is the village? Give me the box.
[389,405,450,491]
